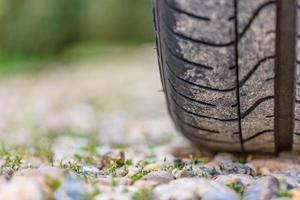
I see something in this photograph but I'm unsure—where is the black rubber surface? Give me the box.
[153,0,298,153]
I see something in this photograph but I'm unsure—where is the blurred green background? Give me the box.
[0,0,154,74]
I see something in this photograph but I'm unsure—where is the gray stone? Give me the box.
[213,153,238,164]
[54,175,86,200]
[80,165,103,178]
[244,176,280,200]
[202,191,240,200]
[0,177,44,200]
[271,172,300,190]
[215,174,254,188]
[153,178,239,200]
[193,164,221,178]
[142,170,174,184]
[220,163,256,176]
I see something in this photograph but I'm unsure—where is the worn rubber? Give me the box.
[153,0,298,153]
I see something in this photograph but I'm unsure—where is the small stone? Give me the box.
[124,166,140,178]
[258,167,271,175]
[290,187,300,200]
[142,170,174,184]
[143,163,161,171]
[244,176,280,200]
[0,177,44,200]
[101,151,125,168]
[213,153,238,165]
[279,152,300,164]
[54,175,87,200]
[170,146,202,158]
[193,164,221,178]
[271,172,300,190]
[80,165,103,178]
[172,168,193,179]
[215,174,254,188]
[202,191,240,200]
[220,163,256,176]
[250,159,300,172]
[153,178,239,200]
[134,180,160,189]
[95,177,133,186]
[115,166,130,177]
[14,166,65,180]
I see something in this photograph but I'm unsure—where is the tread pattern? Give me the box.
[238,0,276,152]
[153,0,276,152]
[293,0,300,152]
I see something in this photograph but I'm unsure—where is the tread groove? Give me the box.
[164,1,275,47]
[167,76,217,107]
[164,0,210,21]
[166,55,275,92]
[165,41,214,70]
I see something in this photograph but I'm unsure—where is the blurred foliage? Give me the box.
[0,0,154,56]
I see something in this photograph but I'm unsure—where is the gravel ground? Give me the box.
[1,45,300,200]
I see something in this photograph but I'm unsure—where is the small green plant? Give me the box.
[173,158,185,169]
[133,189,153,200]
[277,188,291,197]
[131,170,152,181]
[45,176,62,191]
[125,159,133,165]
[111,179,119,187]
[227,182,244,195]
[2,155,23,170]
[238,157,246,164]
[103,161,120,175]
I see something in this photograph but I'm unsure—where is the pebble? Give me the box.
[172,168,194,179]
[271,172,300,189]
[170,146,211,158]
[14,166,65,180]
[142,170,174,184]
[95,177,133,186]
[290,187,300,200]
[213,153,238,165]
[153,178,239,200]
[0,177,44,200]
[124,166,140,178]
[80,165,103,178]
[101,151,125,168]
[193,164,221,178]
[214,174,254,187]
[244,176,280,200]
[251,159,300,172]
[202,191,240,200]
[220,162,256,176]
[54,175,87,200]
[143,163,161,171]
